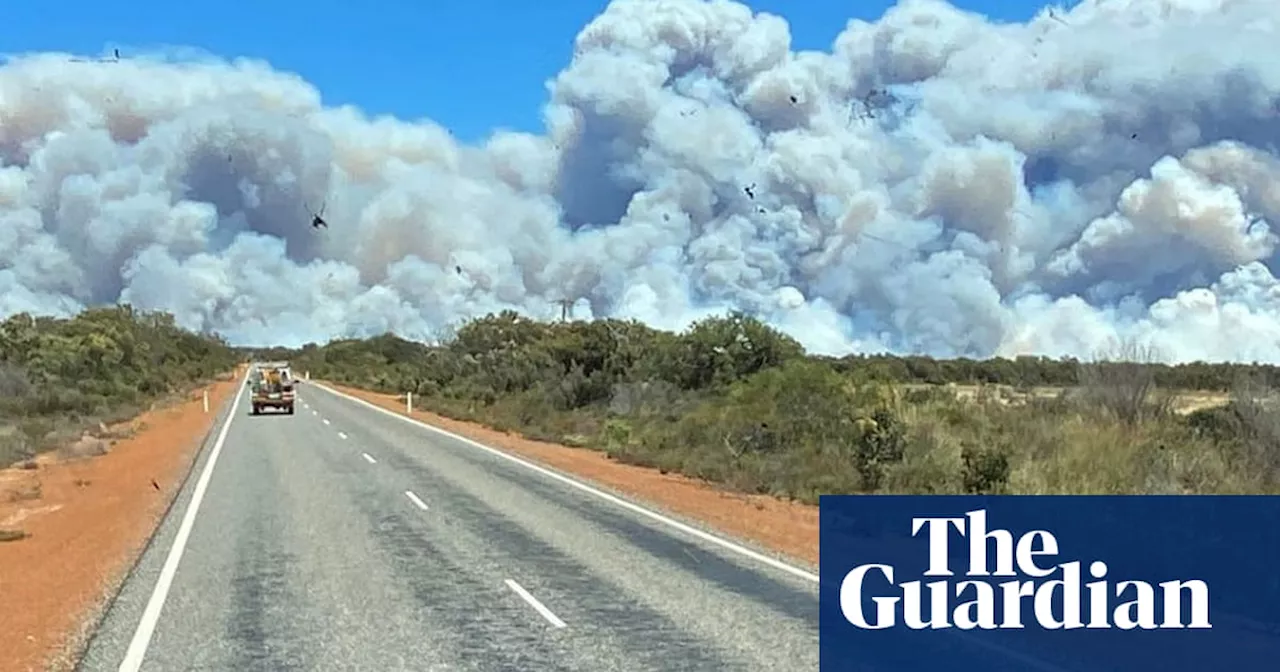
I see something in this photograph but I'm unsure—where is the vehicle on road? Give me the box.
[248,362,295,415]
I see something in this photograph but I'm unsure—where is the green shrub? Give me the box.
[0,306,237,467]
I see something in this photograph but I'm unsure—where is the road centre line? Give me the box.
[311,384,1069,671]
[404,490,428,510]
[310,382,818,582]
[505,579,567,628]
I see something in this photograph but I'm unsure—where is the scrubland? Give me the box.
[270,311,1280,500]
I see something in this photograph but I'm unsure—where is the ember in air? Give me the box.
[839,509,1211,630]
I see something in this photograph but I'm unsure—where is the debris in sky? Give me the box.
[308,202,328,229]
[850,88,897,123]
[70,48,121,63]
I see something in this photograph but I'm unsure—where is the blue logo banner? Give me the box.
[819,495,1280,671]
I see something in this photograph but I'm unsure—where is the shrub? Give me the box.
[285,309,1278,499]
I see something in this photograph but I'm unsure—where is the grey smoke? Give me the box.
[2,0,1280,362]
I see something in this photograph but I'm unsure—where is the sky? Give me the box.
[5,0,1078,143]
[11,0,1279,362]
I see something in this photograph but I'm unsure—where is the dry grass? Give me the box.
[407,370,1273,501]
[5,480,42,503]
[900,383,1229,415]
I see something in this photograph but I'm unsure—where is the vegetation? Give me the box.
[280,310,1280,501]
[0,306,239,468]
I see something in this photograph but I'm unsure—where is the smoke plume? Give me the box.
[2,0,1280,362]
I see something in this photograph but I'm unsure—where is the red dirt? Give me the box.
[326,383,819,568]
[0,368,243,672]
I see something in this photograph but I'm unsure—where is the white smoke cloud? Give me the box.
[2,0,1280,363]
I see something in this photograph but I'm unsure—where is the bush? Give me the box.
[284,310,1280,500]
[0,306,238,467]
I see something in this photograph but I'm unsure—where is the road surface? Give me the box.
[77,380,820,671]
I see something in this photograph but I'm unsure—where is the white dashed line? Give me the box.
[338,431,348,439]
[322,418,330,425]
[404,490,428,510]
[505,579,566,628]
[311,381,818,583]
[362,452,376,464]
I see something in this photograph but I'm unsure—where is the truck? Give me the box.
[249,362,296,415]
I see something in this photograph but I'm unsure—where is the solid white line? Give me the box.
[338,431,348,439]
[322,418,330,425]
[118,373,247,672]
[505,579,567,628]
[362,452,376,464]
[404,490,428,510]
[310,382,817,582]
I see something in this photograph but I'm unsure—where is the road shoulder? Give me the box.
[0,369,243,672]
[319,382,819,569]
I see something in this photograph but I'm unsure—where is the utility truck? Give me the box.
[248,362,295,415]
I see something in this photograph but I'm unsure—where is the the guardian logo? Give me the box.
[840,509,1212,630]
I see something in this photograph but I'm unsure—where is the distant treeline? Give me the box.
[241,311,1278,393]
[817,353,1280,391]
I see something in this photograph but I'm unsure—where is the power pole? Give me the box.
[554,298,574,322]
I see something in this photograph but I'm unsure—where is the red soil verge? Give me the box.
[0,369,243,672]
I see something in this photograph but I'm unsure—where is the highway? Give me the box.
[77,379,820,671]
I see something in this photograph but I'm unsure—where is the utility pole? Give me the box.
[554,298,574,322]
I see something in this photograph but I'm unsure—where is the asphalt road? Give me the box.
[77,379,820,672]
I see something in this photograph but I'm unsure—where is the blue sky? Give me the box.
[8,0,1076,143]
